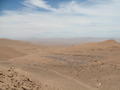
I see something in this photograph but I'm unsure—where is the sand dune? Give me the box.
[0,38,120,90]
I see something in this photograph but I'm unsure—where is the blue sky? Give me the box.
[0,0,120,39]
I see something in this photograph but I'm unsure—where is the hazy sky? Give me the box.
[0,0,120,38]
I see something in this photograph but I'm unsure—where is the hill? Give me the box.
[0,45,25,61]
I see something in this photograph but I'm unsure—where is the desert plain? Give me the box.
[0,38,120,90]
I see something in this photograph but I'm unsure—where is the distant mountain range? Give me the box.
[20,37,120,46]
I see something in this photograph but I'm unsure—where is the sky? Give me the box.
[0,0,120,39]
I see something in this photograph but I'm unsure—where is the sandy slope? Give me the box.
[0,38,120,90]
[0,45,25,61]
[0,38,48,54]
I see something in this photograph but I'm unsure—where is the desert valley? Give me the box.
[0,38,120,90]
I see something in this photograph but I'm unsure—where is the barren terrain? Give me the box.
[0,38,120,90]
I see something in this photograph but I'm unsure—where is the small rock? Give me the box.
[22,86,29,90]
[96,83,102,87]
